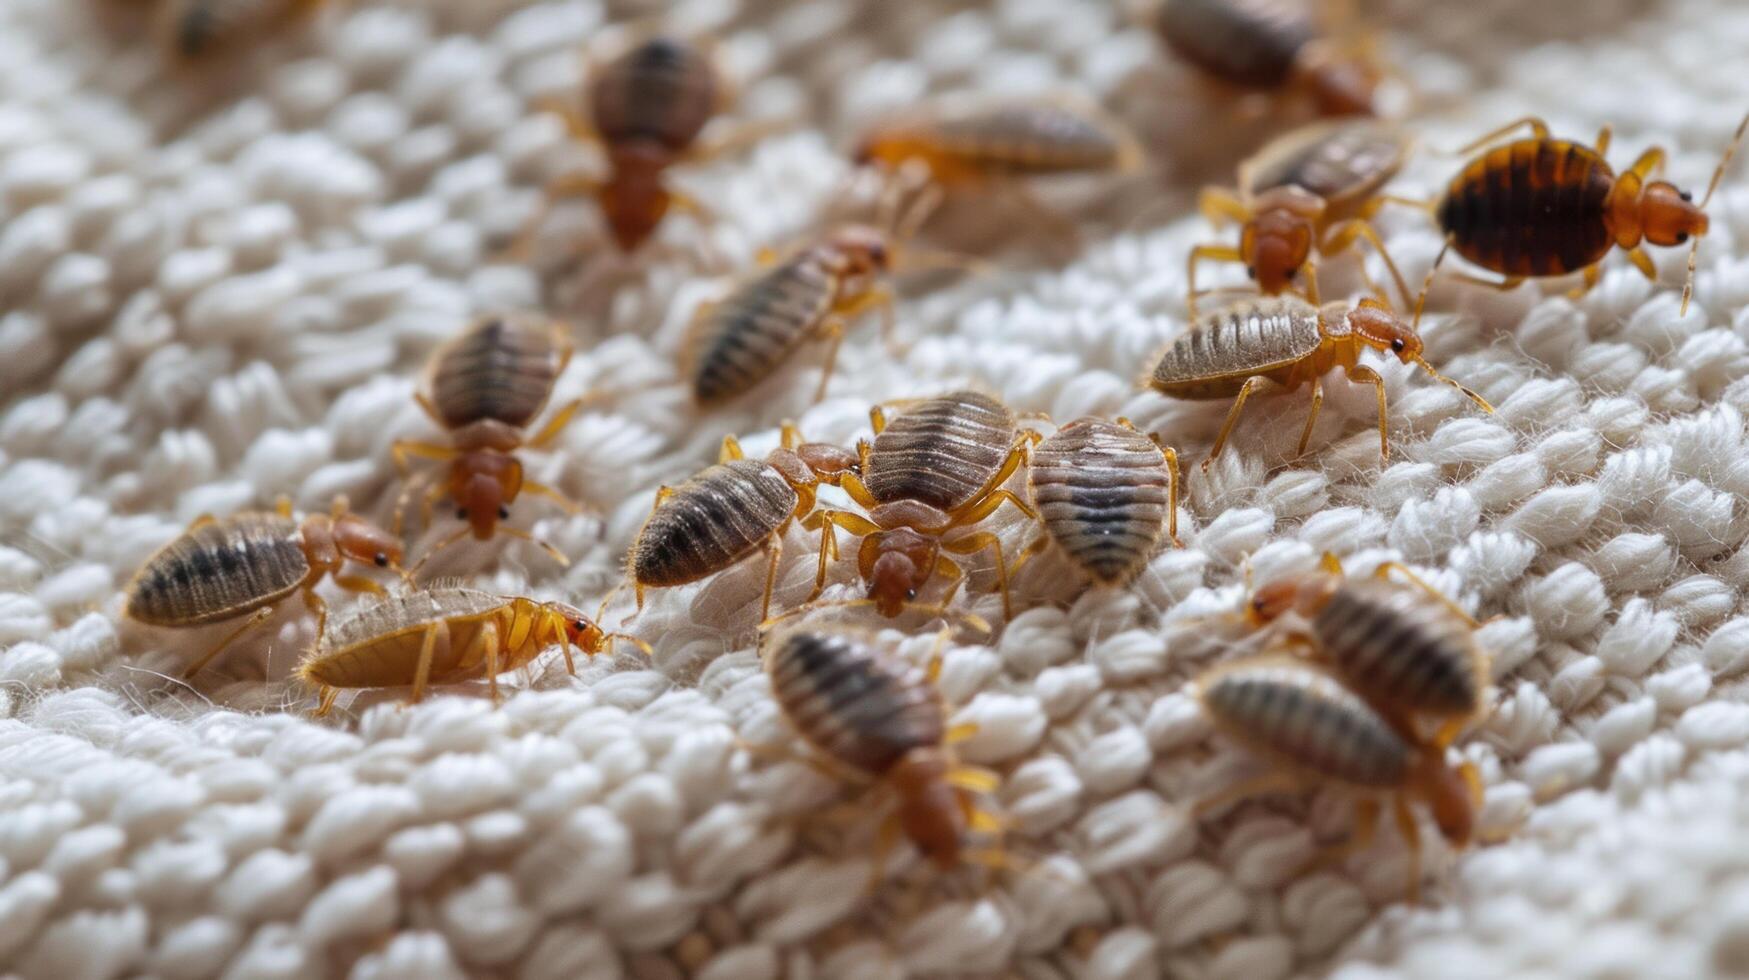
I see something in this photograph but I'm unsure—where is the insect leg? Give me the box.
[1445,117,1551,156]
[314,686,340,717]
[719,435,745,462]
[528,397,590,449]
[409,620,449,707]
[1149,438,1183,546]
[1203,376,1270,470]
[520,480,583,514]
[391,440,456,473]
[480,619,502,705]
[181,605,277,679]
[1373,561,1478,627]
[1295,376,1325,458]
[1320,219,1413,310]
[1197,186,1252,227]
[1622,249,1657,282]
[808,316,847,404]
[1190,768,1304,818]
[1006,533,1052,581]
[802,510,880,601]
[758,527,786,622]
[1186,243,1247,320]
[1344,362,1389,462]
[1298,798,1380,876]
[1393,794,1423,904]
[414,391,444,427]
[941,531,1015,619]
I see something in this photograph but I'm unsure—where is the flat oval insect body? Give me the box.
[686,226,895,406]
[864,390,1016,511]
[1191,120,1411,314]
[300,587,633,714]
[1147,296,1492,465]
[1025,418,1181,585]
[1313,579,1484,720]
[1200,658,1411,787]
[1153,0,1379,116]
[1430,116,1746,313]
[763,628,998,870]
[158,0,318,60]
[804,391,1037,618]
[590,35,719,155]
[395,315,583,565]
[856,100,1138,184]
[125,501,405,677]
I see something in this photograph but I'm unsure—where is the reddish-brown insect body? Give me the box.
[804,391,1038,619]
[1020,418,1182,586]
[299,587,645,715]
[1190,120,1411,316]
[685,225,897,406]
[855,98,1140,186]
[394,314,585,568]
[1153,0,1381,116]
[619,427,860,621]
[762,627,1000,871]
[125,498,405,678]
[1146,296,1493,466]
[1432,116,1747,313]
[1195,656,1481,898]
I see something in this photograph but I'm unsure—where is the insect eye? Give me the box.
[1676,232,1690,244]
[1245,266,1256,278]
[571,620,586,632]
[455,507,467,520]
[1390,338,1407,353]
[498,505,510,519]
[905,589,917,600]
[1681,190,1694,202]
[374,552,389,567]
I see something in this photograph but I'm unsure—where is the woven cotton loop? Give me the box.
[4,0,1749,976]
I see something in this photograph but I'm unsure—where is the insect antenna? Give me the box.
[1682,111,1749,315]
[1405,245,1493,413]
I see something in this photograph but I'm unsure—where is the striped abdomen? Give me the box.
[1241,120,1406,208]
[127,514,309,626]
[1029,420,1171,584]
[1437,138,1615,278]
[865,391,1016,511]
[1155,0,1315,88]
[686,249,839,405]
[306,588,509,688]
[1200,659,1411,788]
[767,630,945,775]
[590,36,719,153]
[632,459,799,587]
[1149,298,1323,399]
[429,315,563,430]
[1313,579,1484,720]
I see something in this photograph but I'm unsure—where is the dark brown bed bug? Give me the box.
[803,391,1038,619]
[761,626,1002,873]
[525,34,774,252]
[618,425,860,621]
[1189,119,1412,317]
[298,587,647,715]
[156,0,323,59]
[1014,417,1182,586]
[1195,656,1481,900]
[1244,552,1487,746]
[1425,114,1748,314]
[394,314,586,569]
[1146,295,1493,468]
[1153,0,1383,116]
[125,498,405,678]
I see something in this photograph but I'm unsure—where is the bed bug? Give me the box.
[298,587,647,715]
[1146,294,1493,468]
[125,497,405,678]
[157,0,321,59]
[803,391,1038,619]
[1244,552,1487,746]
[1189,119,1413,318]
[394,314,587,569]
[1153,0,1382,116]
[1195,656,1481,899]
[523,34,777,253]
[1014,417,1183,586]
[761,626,1002,874]
[1425,114,1748,314]
[617,425,860,622]
[852,97,1142,239]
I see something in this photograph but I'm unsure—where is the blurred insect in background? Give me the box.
[394,314,587,570]
[125,497,405,678]
[1189,119,1413,317]
[299,587,647,715]
[1423,114,1748,314]
[1146,293,1492,467]
[1152,0,1385,117]
[803,391,1038,619]
[156,0,324,60]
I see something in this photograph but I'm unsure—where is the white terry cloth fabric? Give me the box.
[4,0,1749,976]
